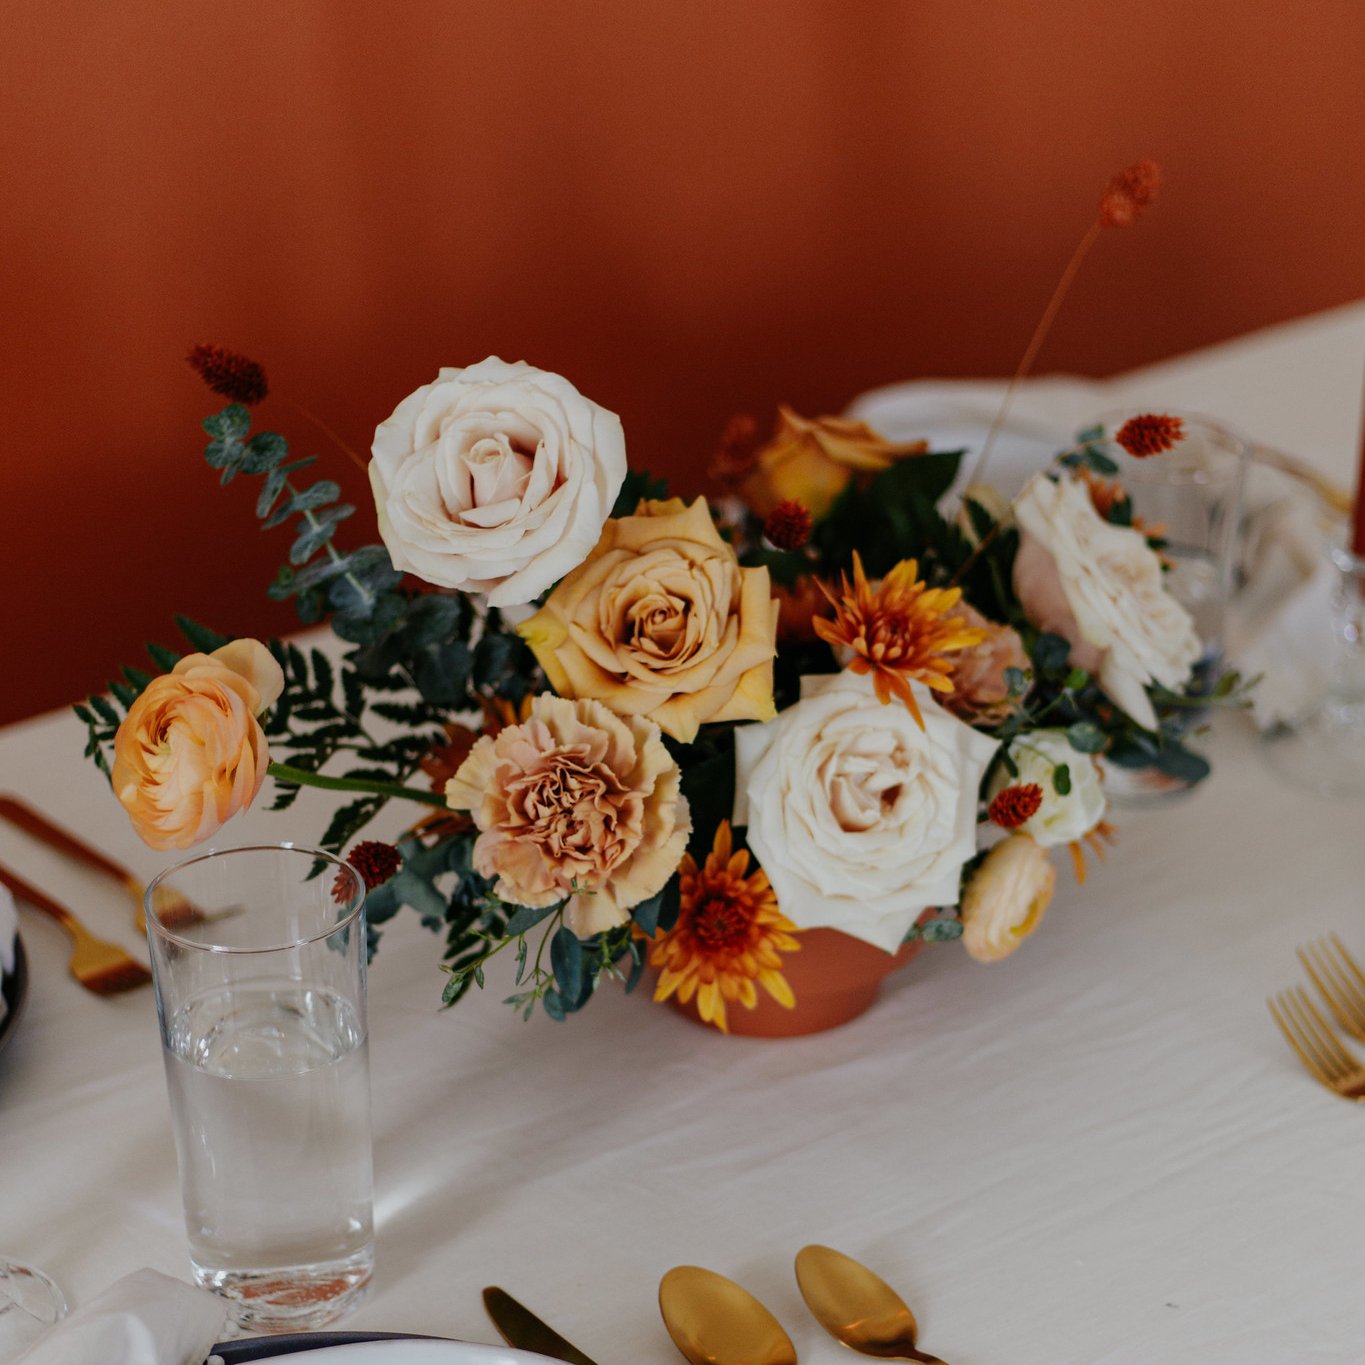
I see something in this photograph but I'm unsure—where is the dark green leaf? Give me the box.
[240,431,288,474]
[145,642,181,672]
[1153,742,1211,784]
[1064,667,1090,690]
[550,925,584,1002]
[472,631,525,688]
[504,902,559,937]
[89,694,121,725]
[632,878,681,937]
[612,469,670,518]
[1053,763,1072,796]
[541,989,567,1022]
[1032,632,1072,673]
[291,505,355,565]
[175,615,231,653]
[920,917,964,943]
[1066,722,1107,754]
[868,449,964,508]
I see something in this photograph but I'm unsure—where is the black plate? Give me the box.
[210,1331,446,1361]
[0,935,29,1056]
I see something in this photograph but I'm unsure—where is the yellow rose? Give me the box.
[112,640,284,851]
[519,497,778,743]
[959,834,1056,963]
[742,406,929,519]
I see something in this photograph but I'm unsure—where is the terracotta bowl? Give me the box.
[667,927,923,1038]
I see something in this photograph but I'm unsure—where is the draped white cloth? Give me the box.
[2,302,1364,1364]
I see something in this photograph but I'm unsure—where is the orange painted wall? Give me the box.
[4,0,1365,725]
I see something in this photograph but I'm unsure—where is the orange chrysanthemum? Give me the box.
[647,821,801,1033]
[813,552,985,727]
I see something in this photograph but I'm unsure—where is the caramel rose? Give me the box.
[519,497,779,743]
[742,406,928,520]
[444,694,690,937]
[941,603,1030,726]
[112,639,284,851]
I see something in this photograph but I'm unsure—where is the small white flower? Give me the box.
[1012,472,1200,730]
[733,671,998,953]
[369,358,626,606]
[988,729,1105,848]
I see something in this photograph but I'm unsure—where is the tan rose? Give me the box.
[444,694,690,936]
[742,406,929,520]
[112,639,284,851]
[518,497,779,743]
[941,603,1030,726]
[960,834,1056,962]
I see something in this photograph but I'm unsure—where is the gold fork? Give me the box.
[0,794,197,934]
[0,862,152,995]
[1267,986,1365,1102]
[1297,934,1365,1044]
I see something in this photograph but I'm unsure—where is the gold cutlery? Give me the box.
[483,1286,601,1365]
[659,1265,796,1365]
[0,862,151,995]
[795,1245,950,1364]
[0,794,199,935]
[1296,934,1365,1044]
[1267,985,1365,1101]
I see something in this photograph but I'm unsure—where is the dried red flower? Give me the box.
[988,783,1044,830]
[764,499,813,551]
[1098,159,1161,228]
[708,413,761,485]
[345,840,402,891]
[1115,412,1184,458]
[186,343,269,406]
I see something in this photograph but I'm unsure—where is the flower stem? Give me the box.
[267,761,449,808]
[970,219,1103,487]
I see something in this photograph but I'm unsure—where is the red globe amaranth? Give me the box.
[187,343,269,406]
[1098,159,1161,228]
[346,840,402,890]
[1115,412,1184,458]
[764,499,813,551]
[988,782,1044,830]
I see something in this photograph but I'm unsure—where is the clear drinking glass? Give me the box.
[0,1260,66,1354]
[145,844,373,1334]
[1095,409,1248,801]
[1262,545,1365,799]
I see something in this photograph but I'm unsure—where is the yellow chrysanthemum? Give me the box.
[814,551,985,728]
[648,821,800,1033]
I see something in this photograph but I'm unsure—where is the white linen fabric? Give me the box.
[14,1268,226,1365]
[2,303,1365,1365]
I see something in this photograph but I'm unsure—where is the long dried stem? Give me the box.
[970,219,1102,487]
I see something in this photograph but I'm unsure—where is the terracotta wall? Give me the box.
[4,0,1365,725]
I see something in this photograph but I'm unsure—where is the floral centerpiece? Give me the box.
[82,164,1249,1033]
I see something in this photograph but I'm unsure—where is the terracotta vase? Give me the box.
[668,927,923,1038]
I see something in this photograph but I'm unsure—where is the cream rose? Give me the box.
[1013,472,1200,730]
[960,834,1056,962]
[988,729,1105,848]
[369,358,627,606]
[519,497,779,743]
[733,671,999,952]
[444,694,690,937]
[112,639,284,851]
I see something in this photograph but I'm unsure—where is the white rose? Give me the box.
[369,357,627,606]
[988,729,1104,847]
[960,834,1056,963]
[733,671,999,953]
[1013,472,1200,730]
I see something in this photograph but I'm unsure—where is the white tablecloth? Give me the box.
[4,304,1365,1364]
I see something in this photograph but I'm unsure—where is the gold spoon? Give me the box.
[794,1245,950,1364]
[659,1265,797,1365]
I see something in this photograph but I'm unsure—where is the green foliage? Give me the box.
[612,468,670,517]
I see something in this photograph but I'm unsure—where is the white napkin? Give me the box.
[15,1268,227,1365]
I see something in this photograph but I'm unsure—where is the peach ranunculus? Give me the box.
[112,639,284,851]
[444,694,691,937]
[742,406,929,520]
[369,357,627,607]
[959,833,1056,962]
[941,603,1030,726]
[518,497,779,743]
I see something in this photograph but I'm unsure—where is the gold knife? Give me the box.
[483,1286,601,1365]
